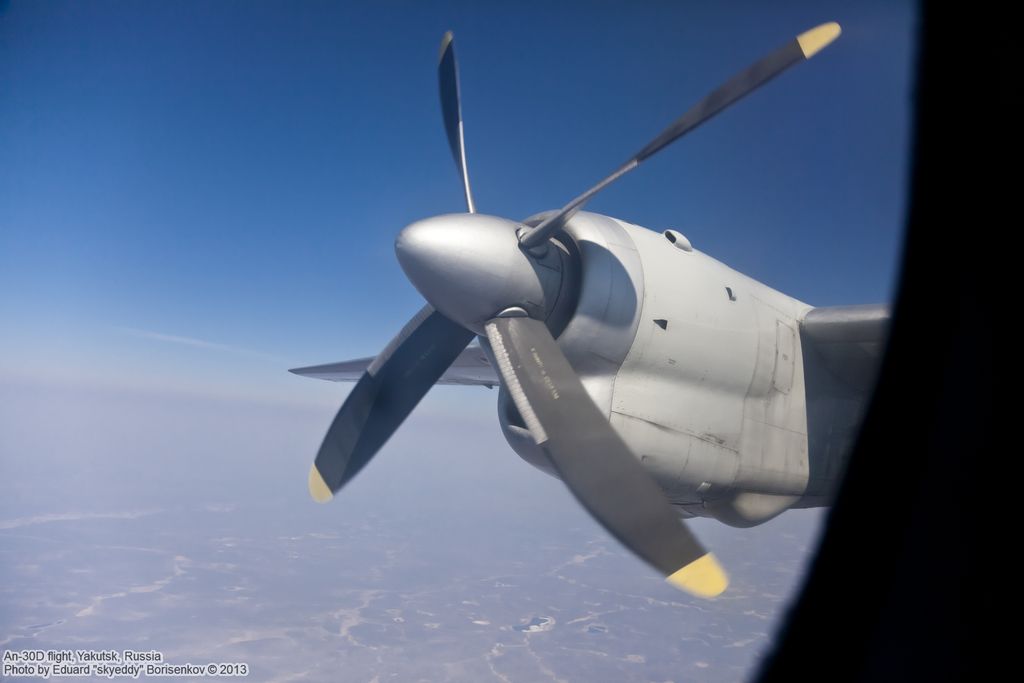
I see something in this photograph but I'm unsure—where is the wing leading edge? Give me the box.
[290,343,498,387]
[800,303,889,393]
[797,303,890,503]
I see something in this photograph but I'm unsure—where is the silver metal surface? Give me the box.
[395,213,569,335]
[551,212,647,417]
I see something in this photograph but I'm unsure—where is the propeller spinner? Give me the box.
[306,24,841,598]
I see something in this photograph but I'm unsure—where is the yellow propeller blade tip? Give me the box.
[308,465,334,503]
[666,553,729,598]
[797,22,842,59]
[439,30,454,63]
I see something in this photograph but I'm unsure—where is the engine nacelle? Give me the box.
[484,211,817,527]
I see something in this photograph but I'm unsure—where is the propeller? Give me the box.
[305,32,480,501]
[306,25,841,596]
[485,313,727,596]
[438,31,475,213]
[307,306,473,501]
[519,21,841,249]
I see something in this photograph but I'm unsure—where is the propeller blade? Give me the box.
[519,21,841,249]
[308,306,474,502]
[484,314,728,597]
[438,31,476,213]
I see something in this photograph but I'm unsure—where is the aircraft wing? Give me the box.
[289,343,498,387]
[799,303,889,393]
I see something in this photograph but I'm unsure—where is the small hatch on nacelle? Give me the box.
[663,229,693,251]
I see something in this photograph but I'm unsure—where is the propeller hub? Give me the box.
[396,214,567,335]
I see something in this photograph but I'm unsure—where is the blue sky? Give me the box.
[0,1,915,402]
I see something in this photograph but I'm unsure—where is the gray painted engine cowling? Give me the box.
[484,211,819,528]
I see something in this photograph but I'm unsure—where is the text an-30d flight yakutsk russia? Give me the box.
[291,22,885,599]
